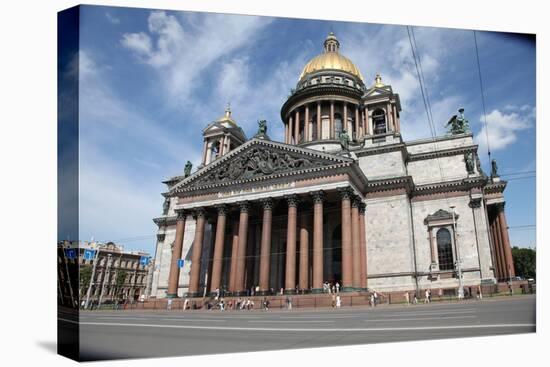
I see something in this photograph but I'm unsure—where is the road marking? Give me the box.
[60,318,534,332]
[97,317,144,320]
[384,312,473,318]
[248,320,334,323]
[161,318,227,322]
[364,316,477,322]
[384,311,476,317]
[278,315,357,319]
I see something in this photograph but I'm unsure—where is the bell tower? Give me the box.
[199,105,247,168]
[362,73,402,145]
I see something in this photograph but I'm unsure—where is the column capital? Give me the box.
[351,196,362,208]
[494,202,506,212]
[338,187,353,201]
[285,194,299,207]
[215,204,228,216]
[311,190,325,204]
[359,202,367,215]
[468,198,482,209]
[261,198,274,210]
[238,201,250,213]
[193,208,206,219]
[175,209,187,221]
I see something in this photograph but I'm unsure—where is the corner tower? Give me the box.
[199,105,246,168]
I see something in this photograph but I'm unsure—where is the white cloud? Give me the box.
[105,12,120,25]
[475,106,535,153]
[120,32,152,57]
[121,11,272,106]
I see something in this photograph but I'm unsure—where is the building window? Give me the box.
[373,108,387,134]
[334,113,343,136]
[436,228,454,271]
[311,114,318,140]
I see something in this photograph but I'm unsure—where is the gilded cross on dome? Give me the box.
[225,102,231,118]
[374,73,384,87]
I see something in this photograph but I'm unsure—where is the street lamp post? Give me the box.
[450,206,464,299]
[98,253,112,308]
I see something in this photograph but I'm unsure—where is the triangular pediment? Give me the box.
[171,139,354,194]
[204,123,222,132]
[364,86,392,98]
[424,209,458,224]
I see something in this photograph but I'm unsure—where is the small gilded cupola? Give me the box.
[199,104,247,168]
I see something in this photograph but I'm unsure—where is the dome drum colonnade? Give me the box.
[165,188,369,298]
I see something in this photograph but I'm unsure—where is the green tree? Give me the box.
[79,266,93,297]
[512,246,536,279]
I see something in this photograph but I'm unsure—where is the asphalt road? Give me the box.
[64,295,536,361]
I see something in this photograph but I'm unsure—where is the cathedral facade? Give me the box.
[151,33,515,298]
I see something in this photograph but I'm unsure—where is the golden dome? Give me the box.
[298,32,364,82]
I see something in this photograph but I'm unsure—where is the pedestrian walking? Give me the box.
[405,292,410,305]
[183,298,189,310]
[508,281,513,296]
[167,298,173,310]
[477,285,483,300]
[336,295,341,309]
[428,289,432,303]
[332,294,336,308]
[424,289,430,304]
[373,290,378,306]
[335,282,340,293]
[413,293,418,304]
[370,293,375,307]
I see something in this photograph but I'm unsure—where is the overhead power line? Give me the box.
[473,30,491,161]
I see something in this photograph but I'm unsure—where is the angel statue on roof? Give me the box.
[445,108,470,135]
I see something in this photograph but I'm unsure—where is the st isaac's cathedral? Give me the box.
[150,32,515,300]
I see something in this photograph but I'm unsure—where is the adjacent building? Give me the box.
[58,241,153,304]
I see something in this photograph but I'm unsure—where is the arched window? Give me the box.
[373,109,387,135]
[436,228,454,271]
[334,113,343,136]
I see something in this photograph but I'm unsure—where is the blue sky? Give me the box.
[70,5,536,254]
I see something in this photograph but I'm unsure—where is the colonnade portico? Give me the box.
[167,187,369,297]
